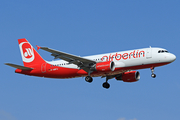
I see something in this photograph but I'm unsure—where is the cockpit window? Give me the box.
[158,50,169,53]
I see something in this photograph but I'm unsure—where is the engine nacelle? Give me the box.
[95,61,115,72]
[116,71,140,82]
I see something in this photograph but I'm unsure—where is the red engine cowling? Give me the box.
[96,61,115,72]
[116,71,140,82]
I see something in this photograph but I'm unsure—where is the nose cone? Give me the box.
[169,54,176,62]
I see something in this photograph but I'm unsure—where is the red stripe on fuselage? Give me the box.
[15,62,171,79]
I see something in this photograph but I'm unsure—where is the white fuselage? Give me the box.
[47,47,176,72]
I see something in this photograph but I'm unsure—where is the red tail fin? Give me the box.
[18,38,45,67]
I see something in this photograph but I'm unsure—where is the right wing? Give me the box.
[5,63,33,70]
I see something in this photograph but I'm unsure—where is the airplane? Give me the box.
[5,38,176,89]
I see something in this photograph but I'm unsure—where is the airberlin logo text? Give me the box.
[19,42,35,63]
[101,50,145,61]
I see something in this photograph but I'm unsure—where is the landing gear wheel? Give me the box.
[85,76,93,83]
[151,74,156,78]
[102,82,110,89]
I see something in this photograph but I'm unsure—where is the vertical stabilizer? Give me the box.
[18,38,45,67]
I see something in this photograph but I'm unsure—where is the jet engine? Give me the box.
[95,61,115,72]
[116,71,140,82]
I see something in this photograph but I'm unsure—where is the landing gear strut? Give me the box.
[151,67,156,78]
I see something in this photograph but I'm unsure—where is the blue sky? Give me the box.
[1,0,180,120]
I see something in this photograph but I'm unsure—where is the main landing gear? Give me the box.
[85,70,93,83]
[85,76,93,83]
[151,67,156,78]
[85,76,111,89]
[102,76,113,89]
[102,82,110,89]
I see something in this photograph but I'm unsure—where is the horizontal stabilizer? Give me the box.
[5,63,33,70]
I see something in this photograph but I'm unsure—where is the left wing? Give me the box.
[39,47,96,72]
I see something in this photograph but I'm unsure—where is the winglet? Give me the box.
[36,45,41,50]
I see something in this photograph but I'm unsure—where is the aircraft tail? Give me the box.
[18,38,46,67]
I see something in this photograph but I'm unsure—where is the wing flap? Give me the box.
[5,63,33,70]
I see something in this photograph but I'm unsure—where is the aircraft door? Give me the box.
[41,63,46,73]
[146,48,152,59]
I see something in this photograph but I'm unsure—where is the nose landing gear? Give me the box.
[151,67,156,78]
